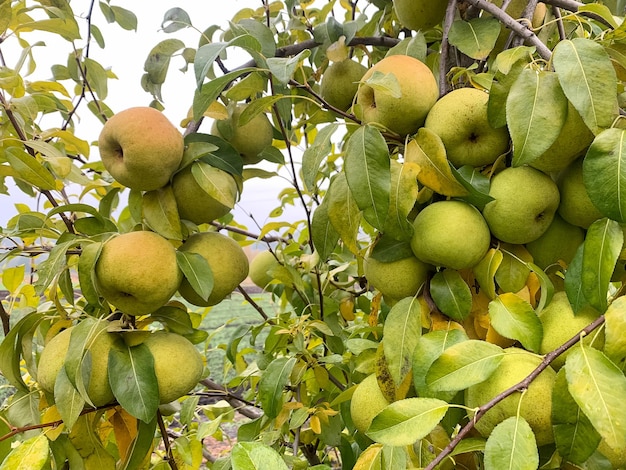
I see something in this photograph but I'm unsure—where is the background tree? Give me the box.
[1,0,626,469]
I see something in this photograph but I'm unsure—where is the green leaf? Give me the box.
[381,445,407,469]
[77,241,104,307]
[231,442,289,470]
[429,269,472,322]
[565,346,626,452]
[54,366,85,429]
[388,35,427,63]
[564,244,589,313]
[84,58,109,99]
[142,186,183,241]
[489,52,533,129]
[426,340,504,392]
[448,17,501,60]
[604,296,626,367]
[33,240,75,295]
[495,247,531,294]
[119,416,158,470]
[352,444,383,470]
[311,198,339,261]
[191,161,238,208]
[161,7,192,33]
[194,36,261,88]
[108,343,159,422]
[581,218,623,312]
[370,235,414,263]
[266,49,311,85]
[184,134,243,176]
[110,5,137,31]
[367,397,449,446]
[488,293,543,353]
[302,123,338,191]
[0,434,49,470]
[382,161,417,241]
[484,416,539,470]
[326,172,362,255]
[176,251,213,303]
[0,312,44,391]
[383,297,421,387]
[507,69,568,166]
[412,329,468,401]
[584,128,626,222]
[193,68,257,120]
[450,165,494,211]
[553,38,618,134]
[5,147,56,190]
[258,357,296,419]
[144,39,185,86]
[474,248,503,300]
[150,305,195,336]
[552,368,601,464]
[344,125,390,230]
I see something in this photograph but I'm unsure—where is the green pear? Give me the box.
[95,231,183,316]
[363,253,430,302]
[410,200,491,270]
[354,54,439,136]
[557,158,604,229]
[525,214,585,269]
[465,347,556,446]
[98,107,184,191]
[424,87,510,167]
[483,166,560,244]
[530,102,595,174]
[320,59,368,111]
[212,104,273,165]
[172,162,238,225]
[350,373,390,433]
[178,232,249,307]
[538,291,603,370]
[249,250,280,290]
[143,330,204,404]
[393,0,447,31]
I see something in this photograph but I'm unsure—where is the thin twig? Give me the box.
[552,5,567,41]
[157,411,179,470]
[439,0,458,97]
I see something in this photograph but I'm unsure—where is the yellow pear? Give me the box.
[525,214,584,269]
[143,330,204,404]
[320,59,368,111]
[393,0,447,31]
[350,373,390,433]
[354,54,439,136]
[98,107,184,191]
[178,232,249,307]
[363,254,430,302]
[172,162,238,225]
[95,231,183,316]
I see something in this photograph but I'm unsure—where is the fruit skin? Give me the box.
[424,87,510,168]
[320,59,368,111]
[38,324,122,407]
[410,200,491,270]
[354,54,439,136]
[530,102,595,174]
[393,0,447,31]
[483,166,560,244]
[350,373,390,433]
[212,104,273,165]
[143,330,204,404]
[95,231,183,316]
[178,232,249,307]
[363,254,430,302]
[249,250,279,290]
[598,438,626,469]
[465,347,557,446]
[538,291,604,370]
[557,158,604,229]
[98,107,184,191]
[525,214,584,270]
[172,163,238,225]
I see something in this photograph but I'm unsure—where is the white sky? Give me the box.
[2,1,301,230]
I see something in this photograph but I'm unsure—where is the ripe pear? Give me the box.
[354,54,439,136]
[424,87,510,168]
[557,158,604,229]
[525,214,584,269]
[393,0,447,31]
[598,438,626,469]
[94,231,183,316]
[178,232,249,307]
[172,162,238,225]
[530,102,595,174]
[538,291,603,370]
[249,250,280,290]
[465,347,556,446]
[411,200,491,270]
[143,330,204,404]
[320,59,368,111]
[363,254,430,302]
[483,166,560,244]
[212,104,273,165]
[350,373,390,433]
[98,107,184,191]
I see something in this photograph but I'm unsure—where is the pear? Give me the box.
[364,254,430,302]
[483,166,560,244]
[98,107,184,191]
[525,214,584,269]
[320,59,368,111]
[350,373,390,433]
[249,250,280,290]
[95,231,183,316]
[393,0,447,31]
[354,54,439,136]
[557,158,604,229]
[178,232,249,307]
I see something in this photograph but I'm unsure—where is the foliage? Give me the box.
[1,0,626,469]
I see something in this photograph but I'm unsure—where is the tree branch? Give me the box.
[199,378,263,420]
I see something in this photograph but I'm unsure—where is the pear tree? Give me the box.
[1,0,626,469]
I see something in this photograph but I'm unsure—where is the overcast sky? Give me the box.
[2,1,299,230]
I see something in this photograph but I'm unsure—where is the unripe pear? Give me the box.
[350,373,390,433]
[249,250,280,290]
[393,0,447,31]
[363,254,430,302]
[320,59,368,111]
[557,158,604,229]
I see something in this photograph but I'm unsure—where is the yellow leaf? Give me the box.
[310,414,322,434]
[340,296,355,321]
[474,248,504,299]
[486,324,516,348]
[2,265,25,295]
[42,406,64,441]
[110,408,138,462]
